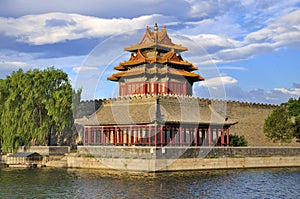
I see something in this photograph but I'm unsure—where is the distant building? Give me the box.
[76,24,236,147]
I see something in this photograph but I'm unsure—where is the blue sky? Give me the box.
[0,0,300,104]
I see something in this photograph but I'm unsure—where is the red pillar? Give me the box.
[119,128,122,145]
[104,128,107,145]
[179,127,183,146]
[187,128,190,146]
[88,127,91,145]
[169,128,172,146]
[129,127,132,146]
[122,128,125,145]
[173,127,177,146]
[154,126,157,146]
[215,129,219,145]
[194,128,198,146]
[113,127,115,145]
[94,128,97,145]
[208,128,212,146]
[202,129,206,146]
[100,127,102,145]
[125,128,128,146]
[160,126,163,147]
[226,128,230,146]
[149,126,152,146]
[83,128,87,145]
[139,128,142,145]
[135,127,138,145]
[154,82,158,94]
[221,128,225,146]
[108,129,111,145]
[116,127,119,145]
[144,83,147,95]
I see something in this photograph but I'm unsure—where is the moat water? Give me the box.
[0,167,299,198]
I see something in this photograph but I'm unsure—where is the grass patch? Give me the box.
[85,154,95,158]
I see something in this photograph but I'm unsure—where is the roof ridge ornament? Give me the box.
[154,23,158,31]
[154,23,158,44]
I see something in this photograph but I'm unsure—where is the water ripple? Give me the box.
[0,167,299,198]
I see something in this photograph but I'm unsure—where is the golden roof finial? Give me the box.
[154,23,158,32]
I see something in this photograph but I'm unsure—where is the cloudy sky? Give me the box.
[0,0,300,104]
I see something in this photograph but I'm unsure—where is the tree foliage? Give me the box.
[285,97,300,117]
[229,135,248,146]
[0,67,77,152]
[263,106,295,144]
[294,116,300,142]
[284,97,300,142]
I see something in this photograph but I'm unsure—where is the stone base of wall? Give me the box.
[66,156,300,172]
[68,146,300,172]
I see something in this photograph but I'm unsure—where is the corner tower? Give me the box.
[107,24,204,96]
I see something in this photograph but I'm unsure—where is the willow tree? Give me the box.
[0,79,9,151]
[0,67,74,152]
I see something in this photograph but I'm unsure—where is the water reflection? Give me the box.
[0,167,299,198]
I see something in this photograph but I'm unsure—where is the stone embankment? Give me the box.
[2,146,299,172]
[65,146,300,172]
[67,156,300,172]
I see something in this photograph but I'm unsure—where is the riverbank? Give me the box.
[2,146,300,172]
[54,146,300,172]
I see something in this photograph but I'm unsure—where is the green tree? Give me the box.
[0,79,9,150]
[285,97,300,142]
[294,116,300,142]
[0,67,75,152]
[229,135,248,146]
[263,106,295,144]
[285,97,300,117]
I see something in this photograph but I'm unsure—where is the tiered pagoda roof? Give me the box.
[124,24,187,52]
[107,24,204,83]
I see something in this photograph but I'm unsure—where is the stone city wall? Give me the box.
[224,100,299,146]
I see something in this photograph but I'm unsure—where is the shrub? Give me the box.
[229,135,248,146]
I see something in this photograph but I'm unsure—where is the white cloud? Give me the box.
[182,8,300,65]
[199,65,247,71]
[217,66,247,71]
[245,10,300,48]
[0,49,86,78]
[195,84,300,105]
[0,13,178,45]
[199,75,238,87]
[0,61,27,68]
[180,1,300,66]
[73,66,99,73]
[185,0,234,18]
[0,61,29,78]
[274,88,300,96]
[187,34,241,52]
[216,42,275,62]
